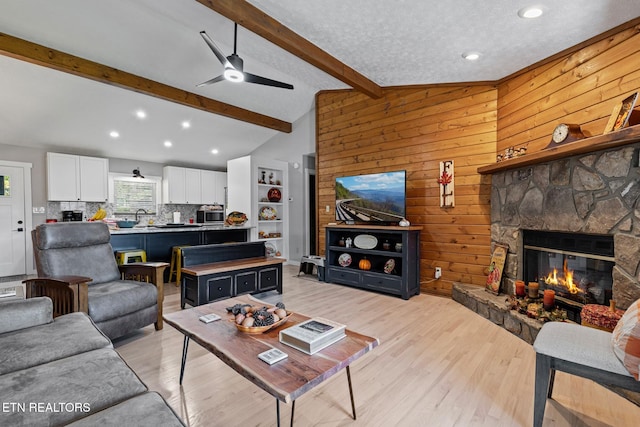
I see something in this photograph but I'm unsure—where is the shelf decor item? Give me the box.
[354,234,378,249]
[338,253,352,267]
[259,206,277,220]
[604,92,639,133]
[546,123,585,148]
[267,187,282,202]
[358,257,371,270]
[437,160,455,208]
[265,242,276,257]
[384,258,396,274]
[225,211,248,226]
[486,243,508,295]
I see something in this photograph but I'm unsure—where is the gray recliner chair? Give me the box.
[24,222,167,340]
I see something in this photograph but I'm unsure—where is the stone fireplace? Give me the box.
[490,143,640,311]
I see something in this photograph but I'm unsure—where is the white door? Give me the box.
[0,165,26,277]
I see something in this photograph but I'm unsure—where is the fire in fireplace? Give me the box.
[523,230,615,321]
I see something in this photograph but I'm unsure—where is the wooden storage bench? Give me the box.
[179,241,285,308]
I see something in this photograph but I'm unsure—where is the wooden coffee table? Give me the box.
[163,295,379,426]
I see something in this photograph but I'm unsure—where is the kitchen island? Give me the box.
[110,224,252,266]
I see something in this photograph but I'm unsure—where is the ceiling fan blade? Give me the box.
[200,31,232,68]
[244,72,294,90]
[196,74,225,87]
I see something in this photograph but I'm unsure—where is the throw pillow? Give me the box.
[611,298,640,380]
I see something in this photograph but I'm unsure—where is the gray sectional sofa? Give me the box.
[0,297,184,426]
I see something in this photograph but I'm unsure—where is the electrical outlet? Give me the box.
[435,267,442,279]
[326,205,330,213]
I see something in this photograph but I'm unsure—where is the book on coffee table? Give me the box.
[279,317,346,355]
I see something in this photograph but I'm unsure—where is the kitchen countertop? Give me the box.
[110,224,253,234]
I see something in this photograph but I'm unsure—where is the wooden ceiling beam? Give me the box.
[0,32,292,133]
[197,0,384,99]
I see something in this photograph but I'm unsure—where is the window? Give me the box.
[0,175,9,197]
[108,173,161,214]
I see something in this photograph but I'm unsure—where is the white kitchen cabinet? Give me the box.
[214,171,227,205]
[47,153,108,202]
[162,166,187,204]
[227,156,288,260]
[79,156,109,201]
[164,166,225,205]
[201,170,226,205]
[185,168,202,205]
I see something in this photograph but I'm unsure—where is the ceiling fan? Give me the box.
[197,23,294,90]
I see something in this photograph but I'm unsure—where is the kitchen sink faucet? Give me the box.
[135,208,148,223]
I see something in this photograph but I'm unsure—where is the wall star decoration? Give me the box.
[437,160,455,207]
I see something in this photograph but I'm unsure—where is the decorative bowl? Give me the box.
[225,211,248,226]
[234,312,291,334]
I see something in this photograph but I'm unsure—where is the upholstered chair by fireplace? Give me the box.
[24,222,167,340]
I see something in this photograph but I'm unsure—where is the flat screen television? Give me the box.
[335,170,406,223]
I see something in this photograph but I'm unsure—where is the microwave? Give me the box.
[196,209,224,224]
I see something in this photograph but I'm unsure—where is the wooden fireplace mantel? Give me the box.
[477,124,640,175]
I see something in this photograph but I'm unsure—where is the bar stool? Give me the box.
[115,249,147,265]
[169,245,190,286]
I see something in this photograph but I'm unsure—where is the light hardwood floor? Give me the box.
[115,266,640,426]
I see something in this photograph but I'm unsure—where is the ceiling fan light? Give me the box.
[224,68,244,82]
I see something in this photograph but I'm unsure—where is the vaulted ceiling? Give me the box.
[1,0,639,169]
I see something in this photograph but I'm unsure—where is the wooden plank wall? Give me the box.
[497,23,640,153]
[316,86,497,296]
[316,21,640,297]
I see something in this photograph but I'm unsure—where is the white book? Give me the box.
[279,317,346,355]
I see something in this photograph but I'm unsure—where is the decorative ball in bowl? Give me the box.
[226,303,290,334]
[267,187,282,202]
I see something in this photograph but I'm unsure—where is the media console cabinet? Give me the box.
[325,225,421,299]
[180,241,284,308]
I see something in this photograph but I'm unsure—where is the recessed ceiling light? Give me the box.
[109,131,120,138]
[164,140,172,147]
[518,6,544,19]
[462,52,481,61]
[181,121,191,129]
[135,110,147,119]
[211,149,219,155]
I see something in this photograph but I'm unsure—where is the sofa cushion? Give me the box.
[0,347,147,426]
[0,312,111,376]
[611,298,640,380]
[66,392,184,426]
[88,280,157,322]
[0,297,52,334]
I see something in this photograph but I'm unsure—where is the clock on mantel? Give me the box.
[545,123,586,149]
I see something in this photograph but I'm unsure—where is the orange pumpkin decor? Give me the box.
[359,257,371,271]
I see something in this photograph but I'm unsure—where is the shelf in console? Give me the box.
[329,246,403,257]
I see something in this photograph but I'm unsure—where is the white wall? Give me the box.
[250,107,316,264]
